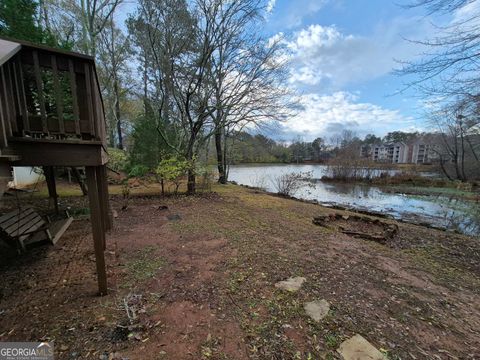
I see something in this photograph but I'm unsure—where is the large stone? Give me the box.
[304,299,330,322]
[274,277,306,292]
[337,334,385,360]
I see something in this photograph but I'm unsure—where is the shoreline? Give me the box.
[230,181,475,235]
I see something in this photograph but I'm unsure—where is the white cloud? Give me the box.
[278,92,416,140]
[283,17,433,88]
[266,0,276,13]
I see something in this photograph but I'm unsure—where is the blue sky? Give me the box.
[116,0,466,141]
[261,0,450,141]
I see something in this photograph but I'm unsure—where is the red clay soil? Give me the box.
[0,184,479,359]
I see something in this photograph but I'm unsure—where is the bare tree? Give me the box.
[45,0,122,55]
[97,17,132,149]
[398,0,480,99]
[204,0,293,183]
[429,99,480,180]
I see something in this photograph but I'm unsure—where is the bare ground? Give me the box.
[0,184,479,359]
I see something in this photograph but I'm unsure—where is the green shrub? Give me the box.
[156,156,191,194]
[108,148,128,172]
[128,164,150,178]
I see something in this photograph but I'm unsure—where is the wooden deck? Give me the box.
[0,37,111,295]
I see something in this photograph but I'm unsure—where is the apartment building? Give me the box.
[361,141,437,164]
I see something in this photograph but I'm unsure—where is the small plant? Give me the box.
[128,164,149,178]
[108,148,128,172]
[324,333,338,348]
[156,156,191,194]
[121,182,130,209]
[271,171,314,197]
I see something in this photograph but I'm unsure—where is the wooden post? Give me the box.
[94,166,107,250]
[96,165,112,234]
[44,166,59,214]
[85,166,107,295]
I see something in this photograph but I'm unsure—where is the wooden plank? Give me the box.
[2,211,37,233]
[10,217,45,238]
[12,59,29,132]
[0,69,9,148]
[32,50,47,133]
[0,66,13,137]
[85,166,108,295]
[0,208,34,227]
[9,139,105,166]
[3,63,17,133]
[68,59,81,135]
[49,216,73,245]
[4,212,41,234]
[84,63,95,137]
[0,209,23,225]
[51,55,65,134]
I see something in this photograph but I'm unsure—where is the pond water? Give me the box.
[228,164,480,236]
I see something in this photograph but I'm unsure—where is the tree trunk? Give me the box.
[215,128,226,184]
[187,170,196,194]
[114,80,123,150]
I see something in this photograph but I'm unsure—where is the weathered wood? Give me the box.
[3,63,16,133]
[0,207,47,250]
[12,59,29,132]
[50,55,65,134]
[44,166,59,214]
[0,207,35,228]
[85,166,108,295]
[9,138,106,166]
[84,64,96,137]
[32,50,48,133]
[68,59,81,135]
[96,165,111,240]
[0,69,9,148]
[0,66,13,138]
[48,217,73,245]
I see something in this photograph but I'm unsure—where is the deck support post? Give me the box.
[85,166,107,295]
[96,165,111,236]
[44,166,58,214]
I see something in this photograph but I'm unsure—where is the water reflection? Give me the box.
[229,164,479,236]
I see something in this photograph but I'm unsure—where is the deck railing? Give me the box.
[0,44,106,150]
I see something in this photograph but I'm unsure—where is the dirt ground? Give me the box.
[0,183,479,359]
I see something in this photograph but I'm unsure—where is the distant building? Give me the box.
[361,140,438,164]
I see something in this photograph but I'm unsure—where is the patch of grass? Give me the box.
[324,333,339,348]
[122,246,165,286]
[403,246,480,291]
[68,207,90,216]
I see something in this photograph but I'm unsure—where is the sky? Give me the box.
[116,0,466,142]
[260,0,449,141]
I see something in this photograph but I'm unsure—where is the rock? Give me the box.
[157,205,169,211]
[304,300,330,322]
[167,214,181,221]
[337,334,385,360]
[275,277,306,292]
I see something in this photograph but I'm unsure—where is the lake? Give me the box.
[228,164,480,236]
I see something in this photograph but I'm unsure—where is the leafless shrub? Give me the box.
[271,171,313,197]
